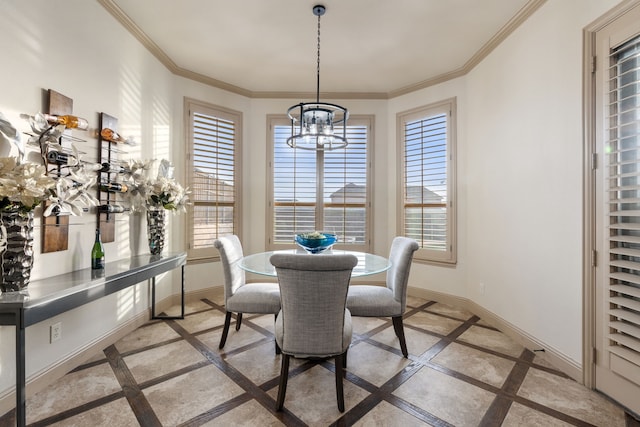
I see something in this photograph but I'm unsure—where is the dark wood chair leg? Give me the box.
[392,316,408,357]
[335,352,345,412]
[343,349,348,376]
[276,354,290,411]
[235,312,243,331]
[219,311,233,349]
[274,314,281,354]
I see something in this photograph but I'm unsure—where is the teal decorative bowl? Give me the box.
[295,232,337,254]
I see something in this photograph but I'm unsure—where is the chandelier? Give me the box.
[286,4,348,151]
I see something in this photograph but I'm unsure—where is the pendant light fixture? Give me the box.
[286,4,348,151]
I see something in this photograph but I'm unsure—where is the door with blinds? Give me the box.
[594,2,640,415]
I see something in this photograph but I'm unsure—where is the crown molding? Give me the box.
[97,0,253,97]
[250,90,389,100]
[388,0,547,98]
[98,0,177,71]
[388,68,468,99]
[173,67,253,98]
[464,0,547,72]
[98,0,546,100]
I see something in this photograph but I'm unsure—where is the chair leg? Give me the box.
[274,314,281,354]
[276,354,290,411]
[343,349,348,376]
[335,352,345,412]
[392,316,408,357]
[219,311,232,349]
[235,312,243,331]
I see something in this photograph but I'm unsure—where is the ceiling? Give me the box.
[101,0,543,99]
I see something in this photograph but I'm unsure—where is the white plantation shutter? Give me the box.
[606,35,640,376]
[404,114,448,247]
[186,100,241,259]
[273,124,317,239]
[399,99,456,264]
[323,125,368,244]
[269,116,370,250]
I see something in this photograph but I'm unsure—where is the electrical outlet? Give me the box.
[50,322,62,343]
[479,282,486,295]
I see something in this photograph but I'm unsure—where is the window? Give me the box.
[398,98,456,264]
[185,99,241,260]
[268,115,372,251]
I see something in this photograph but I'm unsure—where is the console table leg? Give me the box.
[16,313,26,427]
[180,265,185,318]
[151,276,157,318]
[150,267,185,320]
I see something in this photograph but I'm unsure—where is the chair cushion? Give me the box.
[346,285,402,317]
[275,309,352,358]
[226,282,281,313]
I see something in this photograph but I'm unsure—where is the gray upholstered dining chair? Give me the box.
[214,235,281,349]
[270,253,358,413]
[346,236,419,357]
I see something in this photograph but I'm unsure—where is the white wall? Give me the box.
[0,0,629,405]
[422,0,618,364]
[0,0,181,401]
[463,0,589,362]
[464,0,624,364]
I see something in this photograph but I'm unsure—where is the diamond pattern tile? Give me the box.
[3,298,631,427]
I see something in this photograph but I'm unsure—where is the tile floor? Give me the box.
[2,295,639,426]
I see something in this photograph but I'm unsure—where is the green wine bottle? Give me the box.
[91,228,105,269]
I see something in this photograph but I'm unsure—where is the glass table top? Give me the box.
[239,249,391,277]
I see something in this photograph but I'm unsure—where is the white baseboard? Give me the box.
[408,287,583,383]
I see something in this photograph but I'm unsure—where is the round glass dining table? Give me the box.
[238,249,391,277]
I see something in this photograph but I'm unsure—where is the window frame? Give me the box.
[266,114,373,252]
[397,98,457,265]
[184,98,242,261]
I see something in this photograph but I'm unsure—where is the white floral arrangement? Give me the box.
[124,159,189,213]
[0,157,55,213]
[146,176,189,211]
[0,113,97,215]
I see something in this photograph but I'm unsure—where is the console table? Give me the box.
[0,251,187,427]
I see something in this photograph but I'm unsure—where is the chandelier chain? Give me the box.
[316,11,321,103]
